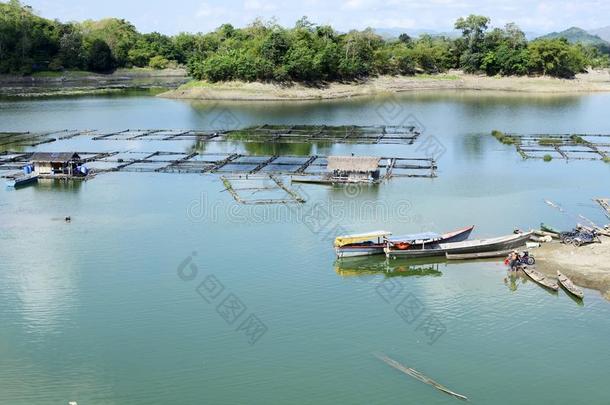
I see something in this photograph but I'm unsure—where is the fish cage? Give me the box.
[221,175,306,205]
[503,133,610,161]
[0,151,437,179]
[0,125,422,147]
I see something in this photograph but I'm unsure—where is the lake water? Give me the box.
[1,91,610,404]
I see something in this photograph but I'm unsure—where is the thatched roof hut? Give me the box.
[30,152,81,162]
[326,155,381,182]
[326,156,380,173]
[30,152,81,176]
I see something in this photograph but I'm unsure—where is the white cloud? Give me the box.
[243,0,277,11]
[196,2,228,18]
[364,17,417,29]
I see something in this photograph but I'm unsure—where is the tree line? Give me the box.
[1,0,608,80]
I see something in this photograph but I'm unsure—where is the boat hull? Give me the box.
[337,226,475,258]
[523,267,559,291]
[557,271,584,298]
[540,223,560,234]
[446,249,513,260]
[6,174,38,188]
[335,245,385,258]
[386,232,533,258]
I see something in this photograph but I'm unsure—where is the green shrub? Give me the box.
[491,130,515,144]
[570,134,586,144]
[543,154,553,162]
[148,55,170,69]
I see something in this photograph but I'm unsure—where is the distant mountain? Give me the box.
[374,27,541,41]
[590,26,610,43]
[373,27,459,40]
[523,31,544,41]
[537,27,610,53]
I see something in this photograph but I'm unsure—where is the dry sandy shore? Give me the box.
[159,69,610,101]
[535,237,610,300]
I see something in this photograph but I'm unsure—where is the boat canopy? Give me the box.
[334,231,392,247]
[387,232,441,243]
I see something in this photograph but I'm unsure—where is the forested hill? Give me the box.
[539,27,610,54]
[1,0,609,81]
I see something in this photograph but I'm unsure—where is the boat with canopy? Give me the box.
[385,231,533,259]
[334,225,474,258]
[334,231,392,258]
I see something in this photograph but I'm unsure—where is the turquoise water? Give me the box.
[1,91,610,404]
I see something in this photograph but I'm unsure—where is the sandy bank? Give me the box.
[535,237,610,300]
[159,69,610,101]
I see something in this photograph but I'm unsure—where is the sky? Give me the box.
[22,0,610,35]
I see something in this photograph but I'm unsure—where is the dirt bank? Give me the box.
[535,237,610,300]
[159,69,610,101]
[0,67,188,97]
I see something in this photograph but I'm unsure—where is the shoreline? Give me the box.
[0,67,188,98]
[159,70,610,101]
[535,238,610,300]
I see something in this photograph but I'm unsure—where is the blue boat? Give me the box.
[6,173,38,188]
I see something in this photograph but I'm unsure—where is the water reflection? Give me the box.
[328,183,381,199]
[0,143,28,153]
[34,178,84,192]
[188,138,328,156]
[503,269,561,297]
[334,256,443,278]
[238,141,316,156]
[393,90,583,107]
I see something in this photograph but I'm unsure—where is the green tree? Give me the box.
[57,24,85,69]
[455,14,490,72]
[528,38,586,78]
[480,23,529,75]
[87,39,115,72]
[80,18,139,66]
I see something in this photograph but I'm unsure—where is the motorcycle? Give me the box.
[504,251,535,269]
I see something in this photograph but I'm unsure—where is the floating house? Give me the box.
[326,156,381,183]
[30,152,82,176]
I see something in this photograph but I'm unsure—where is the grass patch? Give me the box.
[491,129,516,145]
[543,154,553,162]
[178,80,240,90]
[414,73,460,81]
[538,137,563,146]
[603,156,610,163]
[570,134,587,144]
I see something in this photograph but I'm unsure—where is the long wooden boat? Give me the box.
[385,231,533,259]
[540,223,560,235]
[522,266,559,291]
[5,173,38,188]
[557,271,584,299]
[335,225,474,258]
[445,249,513,260]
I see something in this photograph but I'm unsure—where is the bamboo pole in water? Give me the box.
[374,353,468,401]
